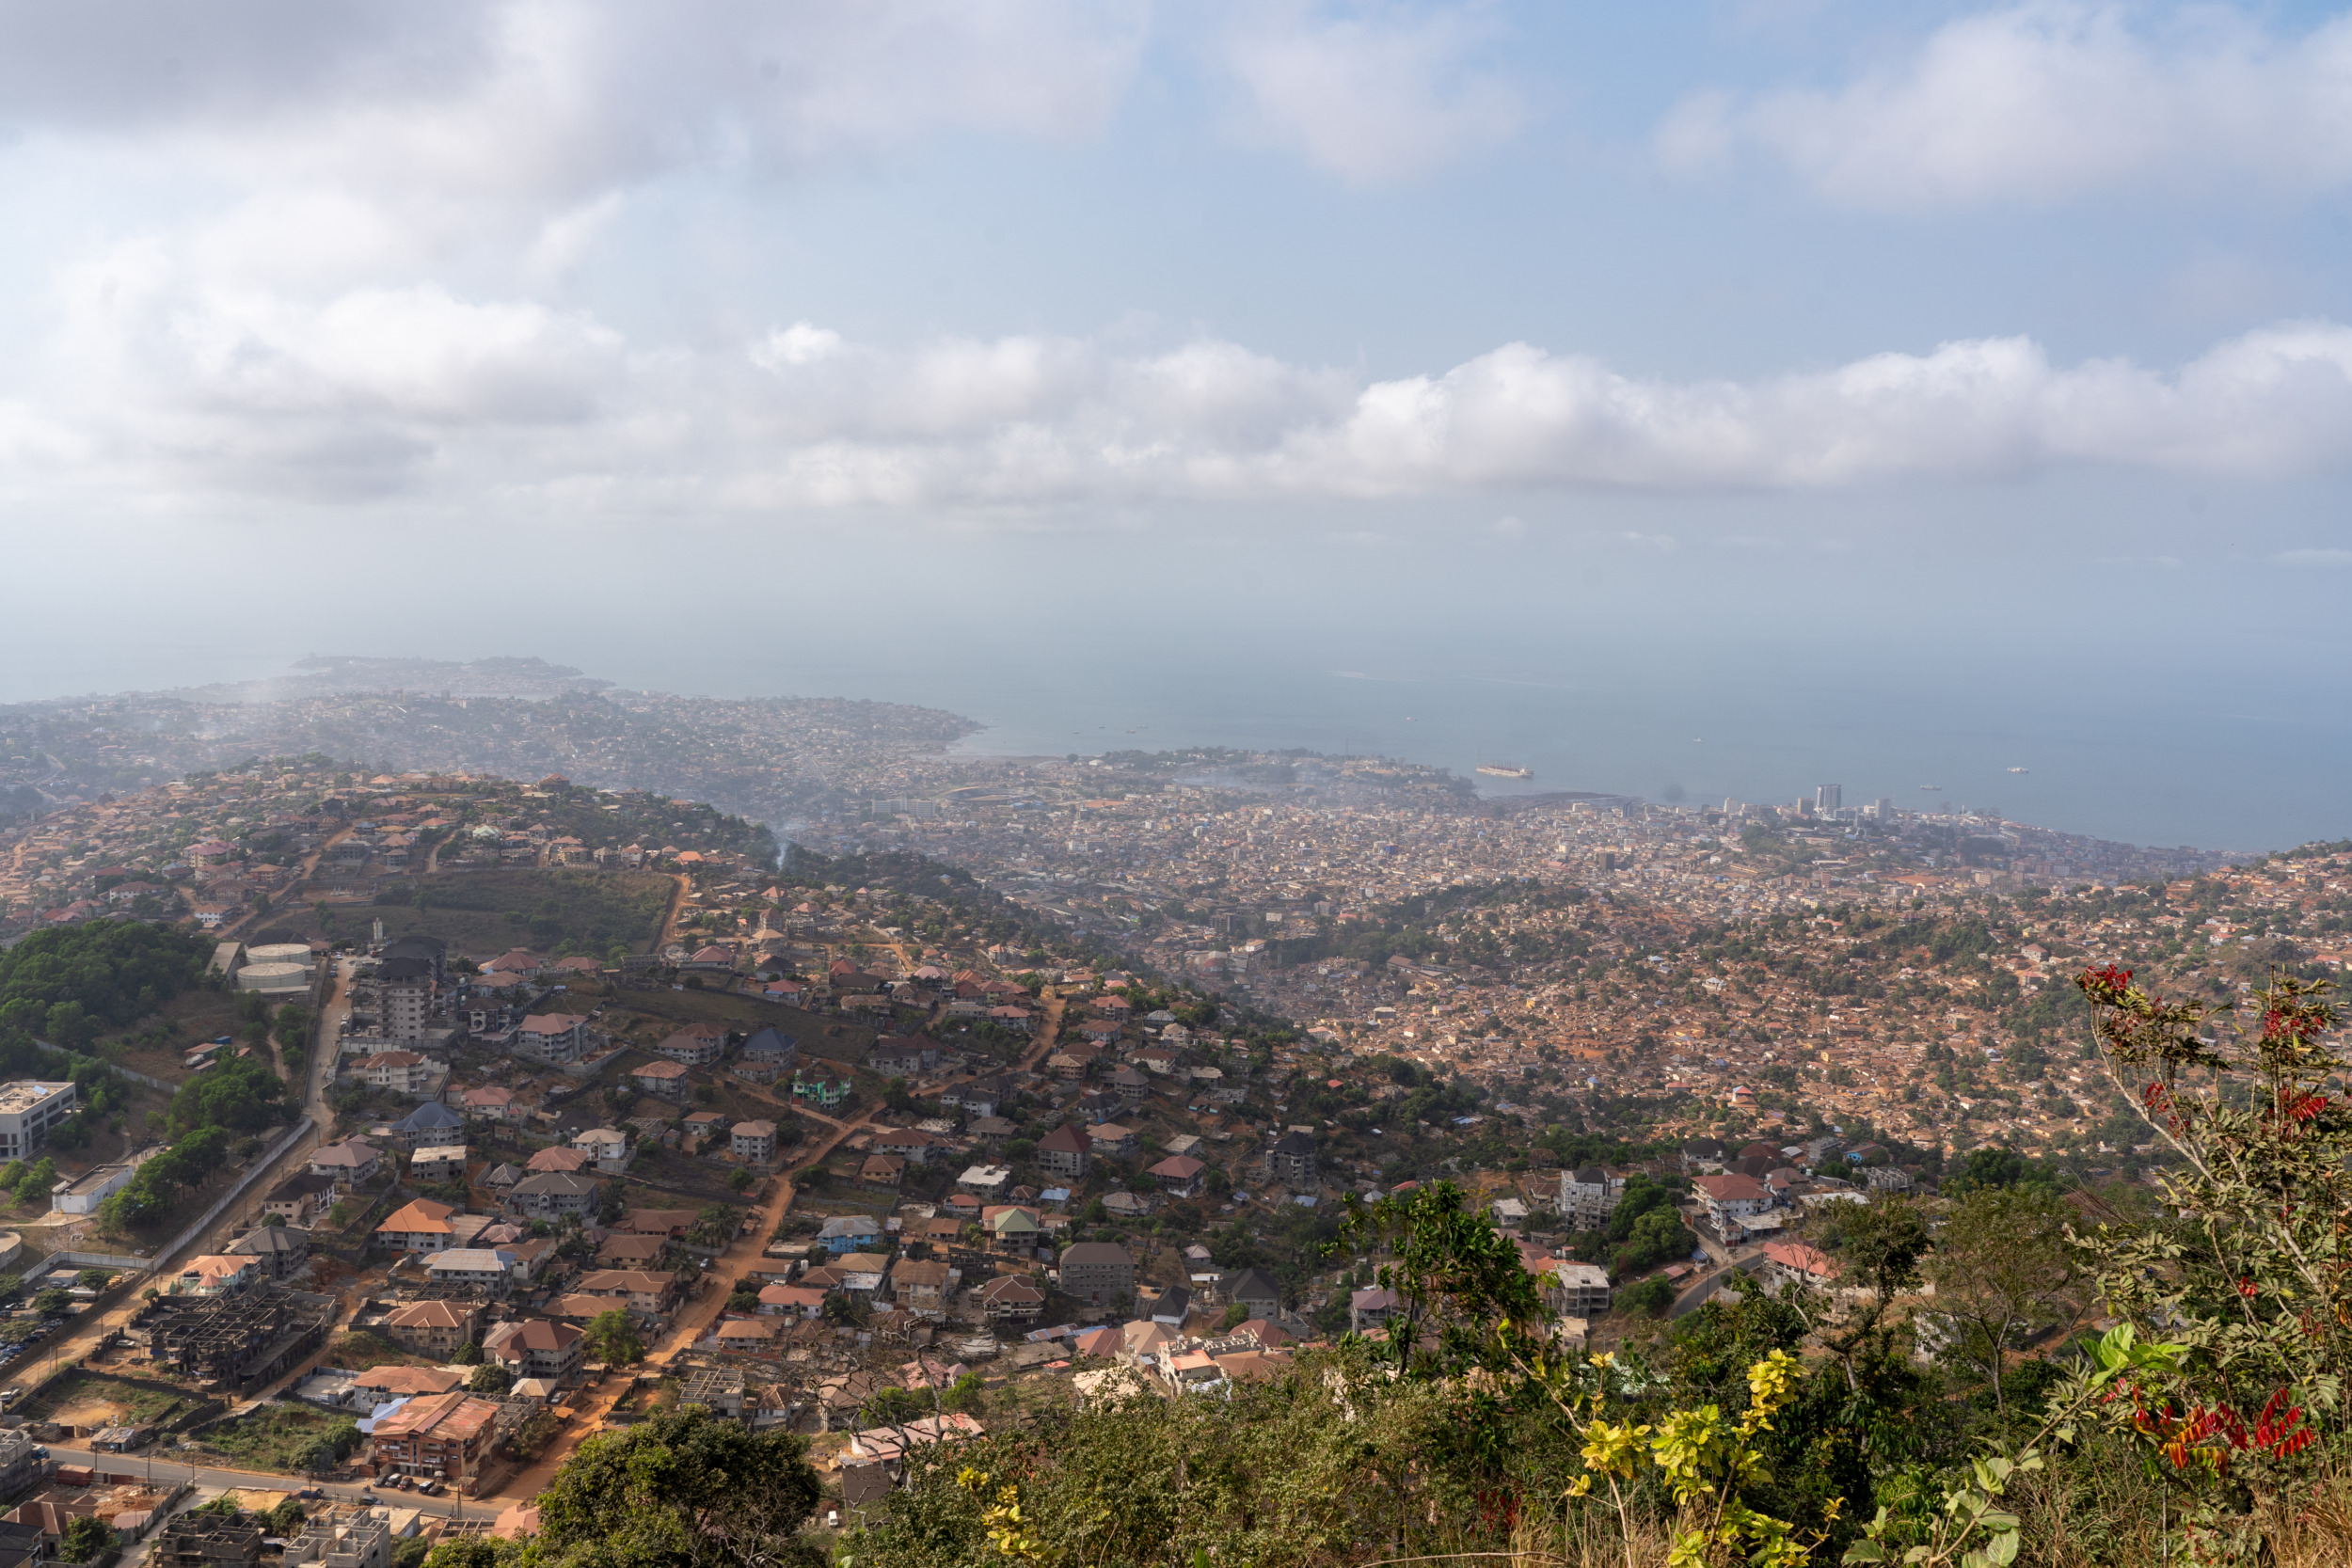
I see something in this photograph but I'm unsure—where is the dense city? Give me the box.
[0,667,2344,1568]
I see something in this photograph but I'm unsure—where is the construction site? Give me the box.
[135,1289,339,1392]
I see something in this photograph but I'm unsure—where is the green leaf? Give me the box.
[1980,1512,2021,1531]
[1842,1544,1888,1564]
[1985,1528,2021,1567]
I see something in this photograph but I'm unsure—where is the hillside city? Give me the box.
[0,669,2342,1564]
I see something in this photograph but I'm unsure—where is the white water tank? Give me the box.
[236,962,311,993]
[246,943,314,969]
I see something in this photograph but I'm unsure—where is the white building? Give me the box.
[0,1082,75,1160]
[1559,1165,1627,1229]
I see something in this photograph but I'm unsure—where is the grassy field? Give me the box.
[364,868,675,957]
[87,986,262,1087]
[317,1330,436,1371]
[195,1402,356,1473]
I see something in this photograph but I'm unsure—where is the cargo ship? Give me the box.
[1476,763,1534,779]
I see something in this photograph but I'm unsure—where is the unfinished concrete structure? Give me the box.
[141,1285,337,1389]
[151,1509,263,1568]
[282,1505,390,1568]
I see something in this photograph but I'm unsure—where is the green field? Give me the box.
[363,869,675,957]
[194,1402,358,1474]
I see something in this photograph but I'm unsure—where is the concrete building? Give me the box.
[1057,1241,1135,1308]
[1262,1129,1317,1190]
[384,1298,482,1358]
[731,1121,777,1163]
[484,1317,586,1383]
[502,1171,600,1222]
[1036,1122,1090,1180]
[50,1160,134,1215]
[0,1083,75,1160]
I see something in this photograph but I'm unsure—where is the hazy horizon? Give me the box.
[3,3,2348,853]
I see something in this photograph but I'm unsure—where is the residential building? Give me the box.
[1559,1165,1628,1229]
[172,1255,262,1296]
[1692,1173,1772,1235]
[389,1101,466,1149]
[262,1172,337,1226]
[384,1299,482,1358]
[1539,1261,1613,1317]
[1036,1123,1090,1180]
[651,1022,729,1066]
[310,1140,381,1186]
[1225,1268,1281,1320]
[513,1014,586,1065]
[502,1171,601,1222]
[484,1317,587,1383]
[426,1249,516,1291]
[736,1027,798,1083]
[570,1127,630,1172]
[1057,1241,1135,1308]
[374,1199,459,1254]
[974,1274,1045,1325]
[732,1121,777,1163]
[892,1259,951,1319]
[226,1224,311,1279]
[409,1146,469,1183]
[630,1060,691,1101]
[576,1269,676,1316]
[1262,1129,1317,1190]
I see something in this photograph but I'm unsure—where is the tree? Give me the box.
[453,1339,484,1367]
[469,1363,514,1395]
[33,1288,71,1316]
[727,1167,754,1194]
[1925,1183,2074,1415]
[1617,1276,1674,1318]
[529,1406,822,1568]
[58,1514,114,1564]
[74,1269,112,1291]
[583,1308,645,1367]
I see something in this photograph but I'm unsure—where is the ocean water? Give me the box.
[0,543,2344,854]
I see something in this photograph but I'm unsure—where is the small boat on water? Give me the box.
[2007,767,2029,774]
[1477,763,1534,779]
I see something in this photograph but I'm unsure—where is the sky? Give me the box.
[1,1,2350,843]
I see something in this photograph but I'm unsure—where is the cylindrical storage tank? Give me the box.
[246,943,314,968]
[236,962,312,993]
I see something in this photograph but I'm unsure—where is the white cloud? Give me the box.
[0,1,1148,221]
[1659,3,2352,208]
[20,241,2352,513]
[1218,2,1527,184]
[2274,547,2352,566]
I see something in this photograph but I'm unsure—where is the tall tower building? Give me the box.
[1816,784,1842,813]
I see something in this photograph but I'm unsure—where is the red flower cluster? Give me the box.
[2124,1386,2314,1476]
[2286,1091,2329,1124]
[2078,964,2136,1004]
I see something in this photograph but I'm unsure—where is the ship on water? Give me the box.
[1477,763,1534,779]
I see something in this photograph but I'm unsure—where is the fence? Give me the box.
[146,1116,317,1270]
[25,1037,177,1093]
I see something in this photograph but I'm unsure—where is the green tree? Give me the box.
[33,1288,71,1316]
[1924,1184,2074,1415]
[529,1406,823,1568]
[469,1363,514,1395]
[583,1308,645,1367]
[58,1514,114,1564]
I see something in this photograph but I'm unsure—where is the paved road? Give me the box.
[1669,1254,1764,1320]
[42,1443,485,1520]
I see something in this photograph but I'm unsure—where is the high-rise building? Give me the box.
[1816,784,1842,812]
